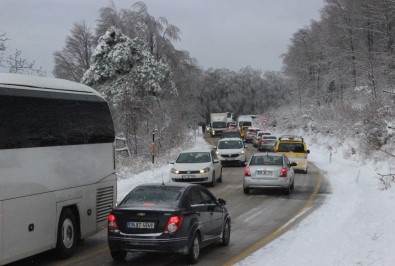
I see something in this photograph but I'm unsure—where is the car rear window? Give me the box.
[277,143,305,153]
[250,156,283,165]
[262,135,276,139]
[122,186,183,208]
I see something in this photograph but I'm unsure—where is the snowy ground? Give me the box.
[116,130,395,266]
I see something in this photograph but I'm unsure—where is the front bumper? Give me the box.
[170,172,213,184]
[218,154,246,164]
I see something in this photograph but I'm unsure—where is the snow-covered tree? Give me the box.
[82,27,177,157]
[82,26,176,104]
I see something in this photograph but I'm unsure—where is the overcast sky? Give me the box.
[1,0,325,76]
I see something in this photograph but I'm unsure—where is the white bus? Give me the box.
[0,73,117,265]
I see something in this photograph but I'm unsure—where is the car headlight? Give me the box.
[171,168,179,174]
[216,151,220,155]
[240,150,245,154]
[200,167,210,174]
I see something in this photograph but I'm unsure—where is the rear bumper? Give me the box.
[243,176,290,190]
[108,234,189,254]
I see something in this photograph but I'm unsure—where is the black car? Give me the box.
[107,183,231,264]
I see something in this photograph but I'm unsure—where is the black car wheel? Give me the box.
[110,250,127,261]
[243,188,249,194]
[186,233,201,264]
[220,220,231,246]
[56,208,77,259]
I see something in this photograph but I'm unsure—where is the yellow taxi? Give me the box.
[274,135,310,174]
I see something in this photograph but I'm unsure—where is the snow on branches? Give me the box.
[82,26,176,104]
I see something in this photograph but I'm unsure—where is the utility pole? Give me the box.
[152,130,156,165]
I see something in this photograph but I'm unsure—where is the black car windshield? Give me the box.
[123,186,183,208]
[176,152,211,163]
[218,140,244,149]
[250,156,283,166]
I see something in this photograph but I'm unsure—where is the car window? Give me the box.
[262,136,276,140]
[198,189,216,205]
[176,152,211,163]
[250,156,283,165]
[123,186,183,208]
[218,140,244,149]
[189,188,203,205]
[278,143,305,153]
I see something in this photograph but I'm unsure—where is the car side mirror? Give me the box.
[306,150,310,154]
[217,198,226,206]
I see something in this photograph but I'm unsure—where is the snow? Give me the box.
[116,130,395,266]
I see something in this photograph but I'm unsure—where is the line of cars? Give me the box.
[107,128,310,263]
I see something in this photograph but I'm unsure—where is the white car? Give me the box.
[170,148,222,187]
[216,138,247,166]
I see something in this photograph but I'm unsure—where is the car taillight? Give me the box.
[165,215,183,233]
[260,140,266,144]
[245,167,251,177]
[108,213,119,232]
[280,167,287,177]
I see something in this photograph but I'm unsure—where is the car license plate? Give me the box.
[127,221,155,229]
[182,175,195,179]
[256,170,272,175]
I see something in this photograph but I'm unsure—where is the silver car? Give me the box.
[243,153,297,195]
[170,149,222,187]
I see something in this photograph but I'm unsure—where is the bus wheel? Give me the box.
[56,208,77,259]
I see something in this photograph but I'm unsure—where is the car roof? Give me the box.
[179,148,212,153]
[278,135,305,142]
[253,152,283,157]
[219,137,243,141]
[136,182,195,189]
